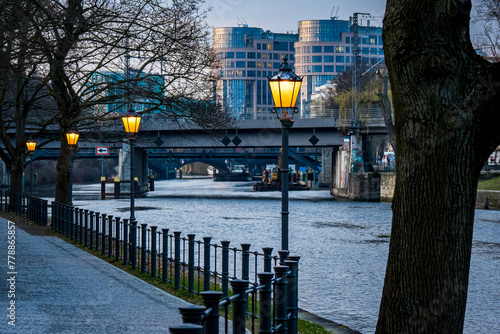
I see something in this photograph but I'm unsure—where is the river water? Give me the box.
[67,179,499,334]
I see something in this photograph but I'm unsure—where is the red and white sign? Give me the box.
[95,146,109,156]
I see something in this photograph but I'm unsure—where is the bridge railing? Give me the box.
[48,200,300,334]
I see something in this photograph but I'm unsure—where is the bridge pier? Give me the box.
[119,142,149,194]
[318,147,334,188]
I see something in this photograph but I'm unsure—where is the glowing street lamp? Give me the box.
[122,110,142,221]
[268,58,302,251]
[66,130,79,204]
[26,139,36,194]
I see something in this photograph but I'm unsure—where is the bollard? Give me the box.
[114,177,120,199]
[201,291,223,334]
[130,220,138,269]
[149,175,154,191]
[95,212,100,251]
[169,324,203,334]
[203,237,212,292]
[278,250,289,265]
[84,210,89,247]
[187,234,196,293]
[101,213,107,255]
[174,231,182,290]
[258,272,274,334]
[285,256,300,334]
[151,226,157,278]
[101,177,106,199]
[141,223,148,274]
[262,247,273,273]
[230,279,249,334]
[115,217,121,260]
[241,243,251,281]
[89,211,95,249]
[123,219,129,265]
[273,265,289,334]
[162,229,169,282]
[179,304,206,325]
[108,215,114,256]
[221,241,230,298]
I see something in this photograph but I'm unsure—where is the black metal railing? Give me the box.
[1,192,49,226]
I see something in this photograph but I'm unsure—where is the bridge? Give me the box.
[2,109,389,188]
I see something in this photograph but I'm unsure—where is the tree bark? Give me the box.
[377,1,500,333]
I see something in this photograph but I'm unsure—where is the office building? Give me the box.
[294,17,384,115]
[213,26,298,119]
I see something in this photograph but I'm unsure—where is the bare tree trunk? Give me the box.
[54,132,71,203]
[376,1,500,333]
[8,159,24,212]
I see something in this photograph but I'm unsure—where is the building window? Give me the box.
[267,62,272,68]
[362,47,369,55]
[324,55,334,62]
[324,46,334,53]
[262,53,267,59]
[236,52,246,59]
[247,61,256,68]
[369,35,377,45]
[303,46,311,53]
[225,61,234,68]
[312,46,322,53]
[257,62,262,68]
[225,52,234,58]
[370,48,378,55]
[247,52,256,58]
[336,56,344,63]
[336,65,345,72]
[312,65,322,72]
[346,37,350,44]
[248,70,256,77]
[362,37,369,45]
[335,46,345,53]
[236,70,245,77]
[302,65,311,72]
[267,44,272,50]
[379,36,383,45]
[346,46,351,54]
[289,54,295,61]
[236,61,246,68]
[273,53,279,60]
[312,55,322,63]
[302,56,311,63]
[257,53,261,59]
[257,43,261,50]
[273,62,280,69]
[379,48,384,55]
[257,71,261,77]
[225,70,234,77]
[324,65,334,72]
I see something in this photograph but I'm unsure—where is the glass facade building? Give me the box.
[294,18,384,115]
[213,26,299,119]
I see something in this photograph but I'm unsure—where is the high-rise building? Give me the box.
[213,26,298,119]
[294,17,384,115]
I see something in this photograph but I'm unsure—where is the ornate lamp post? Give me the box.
[26,139,36,195]
[66,130,80,205]
[122,110,142,222]
[268,58,302,251]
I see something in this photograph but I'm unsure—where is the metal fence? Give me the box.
[0,192,48,226]
[48,201,300,334]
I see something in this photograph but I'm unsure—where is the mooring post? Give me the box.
[274,265,289,334]
[187,234,196,293]
[231,279,249,334]
[201,291,223,334]
[258,272,274,334]
[221,241,230,298]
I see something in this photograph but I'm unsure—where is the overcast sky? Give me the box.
[203,0,483,37]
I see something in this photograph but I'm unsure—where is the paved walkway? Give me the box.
[0,217,190,333]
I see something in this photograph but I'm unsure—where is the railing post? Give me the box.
[230,279,249,334]
[274,265,289,334]
[84,210,89,247]
[51,202,57,231]
[151,226,158,278]
[187,234,195,293]
[69,206,74,241]
[141,223,148,274]
[201,291,223,334]
[114,177,120,199]
[241,243,251,281]
[43,200,48,226]
[130,220,138,269]
[262,247,273,272]
[258,272,274,334]
[123,219,129,265]
[174,231,182,290]
[162,229,169,282]
[286,256,300,334]
[278,250,289,265]
[203,237,212,292]
[115,217,121,260]
[79,208,84,244]
[89,211,95,249]
[169,324,203,333]
[221,241,230,298]
[95,212,100,251]
[178,305,206,326]
[101,177,106,199]
[101,213,107,255]
[108,215,114,256]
